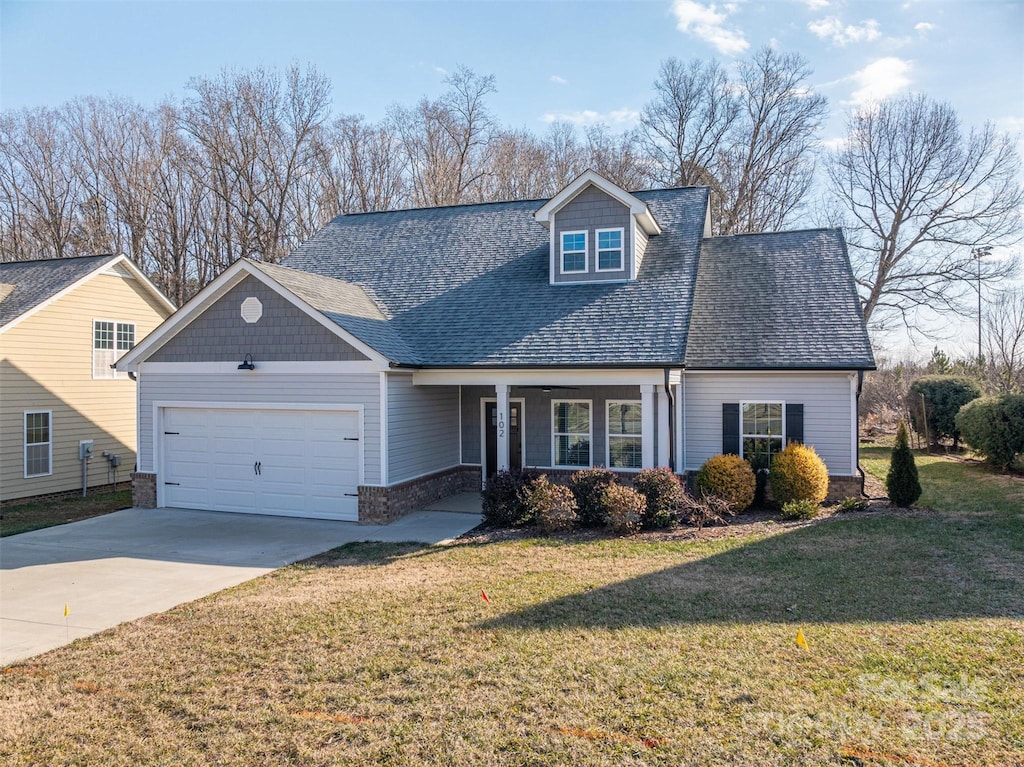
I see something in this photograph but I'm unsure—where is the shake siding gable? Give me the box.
[0,273,171,501]
[386,374,461,483]
[552,185,633,283]
[148,275,368,363]
[684,372,855,476]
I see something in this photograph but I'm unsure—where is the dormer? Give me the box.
[534,170,661,285]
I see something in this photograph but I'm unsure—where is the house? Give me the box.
[117,171,875,523]
[0,254,175,502]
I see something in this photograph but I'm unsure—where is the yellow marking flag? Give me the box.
[64,603,70,619]
[796,627,809,650]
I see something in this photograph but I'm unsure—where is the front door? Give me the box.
[485,401,522,479]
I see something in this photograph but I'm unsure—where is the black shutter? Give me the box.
[786,403,804,445]
[722,403,740,455]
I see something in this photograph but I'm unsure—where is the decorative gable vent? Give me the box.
[534,170,661,286]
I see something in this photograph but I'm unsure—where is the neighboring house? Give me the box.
[0,255,175,502]
[118,171,875,524]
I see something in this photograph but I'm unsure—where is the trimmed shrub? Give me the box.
[780,499,819,520]
[633,467,685,528]
[695,454,757,512]
[526,475,579,534]
[836,496,869,513]
[886,420,922,508]
[679,491,734,531]
[769,442,829,505]
[568,467,617,527]
[955,394,1024,470]
[603,484,646,535]
[481,469,538,527]
[907,375,982,449]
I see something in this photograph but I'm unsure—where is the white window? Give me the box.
[560,231,587,274]
[553,400,591,467]
[740,401,784,471]
[607,400,642,469]
[93,320,135,379]
[596,228,624,271]
[24,411,52,478]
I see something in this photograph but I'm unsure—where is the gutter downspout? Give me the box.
[664,368,675,473]
[856,369,867,498]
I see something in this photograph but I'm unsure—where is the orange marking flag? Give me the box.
[480,590,491,604]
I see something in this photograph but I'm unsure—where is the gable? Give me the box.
[552,185,634,284]
[147,275,369,363]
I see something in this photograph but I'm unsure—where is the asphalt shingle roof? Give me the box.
[283,188,709,367]
[0,255,119,329]
[684,229,875,369]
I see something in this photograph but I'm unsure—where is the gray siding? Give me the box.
[149,276,368,362]
[461,384,656,469]
[387,375,460,483]
[634,224,649,274]
[552,185,633,283]
[137,368,382,483]
[682,371,856,476]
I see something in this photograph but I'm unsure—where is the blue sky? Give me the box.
[2,0,1021,145]
[1,0,1022,358]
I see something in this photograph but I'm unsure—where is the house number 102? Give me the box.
[498,412,505,438]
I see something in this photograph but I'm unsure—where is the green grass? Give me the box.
[1,456,1022,765]
[0,488,131,537]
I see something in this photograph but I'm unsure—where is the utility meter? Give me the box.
[79,440,94,460]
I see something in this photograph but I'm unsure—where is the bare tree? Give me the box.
[717,47,828,235]
[638,57,737,189]
[391,66,496,207]
[585,125,647,191]
[828,94,1023,332]
[318,115,407,214]
[542,121,587,192]
[985,288,1024,393]
[480,129,551,201]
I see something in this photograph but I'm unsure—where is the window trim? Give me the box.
[739,400,785,466]
[93,318,136,379]
[559,230,588,274]
[24,410,53,478]
[595,227,625,272]
[552,399,593,468]
[606,399,642,471]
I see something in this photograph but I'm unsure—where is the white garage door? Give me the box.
[161,407,361,521]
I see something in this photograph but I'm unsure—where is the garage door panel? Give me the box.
[161,407,360,521]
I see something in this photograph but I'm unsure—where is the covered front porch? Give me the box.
[413,368,682,486]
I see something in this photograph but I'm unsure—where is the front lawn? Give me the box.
[0,488,131,537]
[1,456,1022,765]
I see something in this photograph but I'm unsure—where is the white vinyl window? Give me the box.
[553,400,592,467]
[93,320,135,379]
[560,231,587,274]
[607,400,642,469]
[24,411,52,478]
[596,228,624,271]
[740,401,784,471]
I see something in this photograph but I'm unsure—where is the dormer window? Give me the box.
[596,228,624,271]
[535,170,661,286]
[561,231,587,273]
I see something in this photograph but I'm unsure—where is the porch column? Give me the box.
[495,383,510,472]
[641,384,656,469]
[656,387,670,468]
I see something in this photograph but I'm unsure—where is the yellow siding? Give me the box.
[0,273,171,501]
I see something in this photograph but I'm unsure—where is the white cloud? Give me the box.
[549,75,567,85]
[433,66,449,76]
[670,0,749,56]
[540,108,640,127]
[808,16,881,46]
[803,0,830,9]
[846,57,913,105]
[819,136,847,151]
[914,21,934,33]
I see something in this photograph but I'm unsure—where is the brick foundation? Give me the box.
[825,474,865,502]
[131,472,157,509]
[358,466,482,525]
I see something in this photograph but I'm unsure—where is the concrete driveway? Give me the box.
[0,501,481,665]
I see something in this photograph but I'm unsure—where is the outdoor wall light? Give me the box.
[237,353,255,371]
